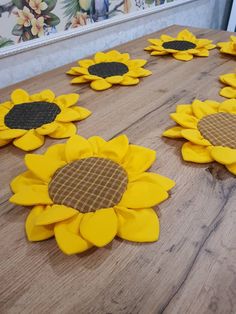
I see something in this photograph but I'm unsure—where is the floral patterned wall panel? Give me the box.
[0,0,175,49]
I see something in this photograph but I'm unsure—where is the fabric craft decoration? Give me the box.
[217,36,236,56]
[219,72,236,99]
[10,134,175,255]
[162,99,236,175]
[67,50,152,91]
[145,29,216,61]
[0,89,91,151]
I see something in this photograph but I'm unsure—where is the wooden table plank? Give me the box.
[1,25,236,314]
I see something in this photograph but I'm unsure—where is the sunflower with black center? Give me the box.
[163,99,236,175]
[217,36,236,56]
[145,29,216,61]
[0,89,91,151]
[67,50,152,91]
[219,72,236,98]
[10,134,175,255]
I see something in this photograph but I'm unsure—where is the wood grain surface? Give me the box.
[1,25,236,314]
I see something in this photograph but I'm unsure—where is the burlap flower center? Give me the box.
[49,157,128,213]
[88,62,129,78]
[5,102,61,130]
[162,40,196,51]
[198,112,236,149]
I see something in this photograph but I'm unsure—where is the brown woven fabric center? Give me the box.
[48,157,128,213]
[198,112,236,148]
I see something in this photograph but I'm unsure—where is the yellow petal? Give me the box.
[90,79,112,91]
[120,76,139,86]
[13,129,44,151]
[126,59,147,68]
[55,94,79,108]
[71,106,92,120]
[56,108,81,122]
[119,180,169,208]
[0,138,11,147]
[220,87,236,99]
[80,208,117,247]
[148,38,162,45]
[116,207,159,242]
[160,34,174,42]
[192,99,217,119]
[44,143,66,162]
[176,104,193,115]
[36,204,78,225]
[0,128,26,140]
[129,172,175,191]
[94,52,107,63]
[39,90,55,102]
[193,48,209,57]
[88,136,106,155]
[71,76,88,84]
[54,214,92,255]
[128,68,152,78]
[10,184,53,205]
[173,52,193,61]
[11,89,29,104]
[48,122,76,138]
[181,129,211,146]
[65,135,93,162]
[121,144,156,174]
[219,73,236,88]
[196,38,212,48]
[36,122,58,135]
[150,51,169,56]
[218,99,236,114]
[170,113,198,129]
[106,50,122,60]
[10,171,44,193]
[100,134,129,162]
[70,67,88,75]
[177,29,196,42]
[162,126,184,138]
[182,142,214,163]
[105,76,124,84]
[210,146,236,165]
[25,154,66,182]
[225,163,236,175]
[26,205,54,241]
[78,59,95,68]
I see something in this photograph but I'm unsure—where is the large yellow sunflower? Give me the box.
[217,36,236,56]
[219,72,236,98]
[67,50,152,91]
[163,99,236,175]
[0,89,91,151]
[10,134,175,255]
[145,29,216,61]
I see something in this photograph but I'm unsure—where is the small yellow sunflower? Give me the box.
[10,134,175,255]
[217,36,236,56]
[0,89,91,151]
[163,99,236,175]
[145,29,216,61]
[219,72,236,98]
[67,50,152,91]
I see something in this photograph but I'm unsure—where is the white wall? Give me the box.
[0,0,232,88]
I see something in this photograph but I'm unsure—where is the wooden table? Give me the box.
[1,25,236,314]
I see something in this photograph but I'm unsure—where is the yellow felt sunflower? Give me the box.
[163,99,236,175]
[0,89,91,151]
[219,72,236,98]
[145,29,216,61]
[217,36,236,56]
[10,134,175,255]
[67,50,152,91]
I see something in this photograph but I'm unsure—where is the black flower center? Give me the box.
[88,62,129,78]
[162,40,196,51]
[5,102,61,130]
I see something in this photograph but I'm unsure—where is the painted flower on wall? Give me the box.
[71,12,87,28]
[11,0,60,42]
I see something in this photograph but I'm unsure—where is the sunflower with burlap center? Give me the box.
[145,29,216,61]
[163,99,236,175]
[10,134,175,255]
[0,89,91,151]
[67,50,152,91]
